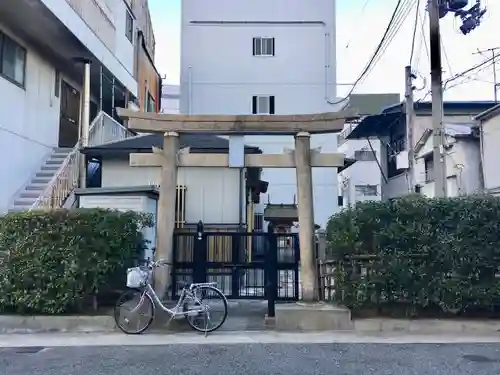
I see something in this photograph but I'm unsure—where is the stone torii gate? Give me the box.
[117,109,357,301]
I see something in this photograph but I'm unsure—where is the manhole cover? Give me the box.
[1,347,46,354]
[463,354,495,363]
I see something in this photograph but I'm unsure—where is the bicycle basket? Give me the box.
[126,267,149,288]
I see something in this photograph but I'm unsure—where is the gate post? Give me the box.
[193,220,207,283]
[265,223,278,317]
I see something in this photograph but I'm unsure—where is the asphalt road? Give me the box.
[2,343,500,375]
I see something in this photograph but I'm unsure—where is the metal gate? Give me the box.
[172,223,300,301]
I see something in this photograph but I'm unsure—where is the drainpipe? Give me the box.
[80,59,91,188]
[324,32,349,108]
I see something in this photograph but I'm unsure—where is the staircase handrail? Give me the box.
[29,111,135,210]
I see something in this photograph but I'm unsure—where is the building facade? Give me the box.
[0,0,160,214]
[343,101,496,200]
[338,138,383,207]
[476,104,500,195]
[161,84,180,114]
[180,0,343,228]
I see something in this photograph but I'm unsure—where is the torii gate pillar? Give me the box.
[156,131,179,299]
[294,132,318,300]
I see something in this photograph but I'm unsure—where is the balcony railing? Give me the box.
[30,111,135,211]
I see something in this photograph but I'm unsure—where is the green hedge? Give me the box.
[326,195,500,314]
[0,209,153,314]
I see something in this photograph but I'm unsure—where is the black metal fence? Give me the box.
[172,222,300,308]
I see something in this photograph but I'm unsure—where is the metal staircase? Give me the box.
[9,148,73,212]
[8,111,135,212]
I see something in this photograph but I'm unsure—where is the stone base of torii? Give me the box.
[117,109,357,301]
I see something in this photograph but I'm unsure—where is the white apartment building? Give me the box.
[180,0,344,228]
[161,84,180,114]
[0,0,158,214]
[338,137,384,207]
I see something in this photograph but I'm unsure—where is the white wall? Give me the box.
[79,194,157,260]
[382,114,480,199]
[0,25,60,213]
[482,114,500,192]
[181,0,341,227]
[41,0,137,95]
[101,159,242,224]
[110,0,135,75]
[414,135,481,198]
[161,84,180,114]
[338,138,382,206]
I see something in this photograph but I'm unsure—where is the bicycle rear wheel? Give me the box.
[114,288,155,334]
[184,285,228,333]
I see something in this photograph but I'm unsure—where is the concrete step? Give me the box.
[25,184,46,191]
[35,171,56,178]
[13,199,35,207]
[31,177,51,184]
[19,191,42,199]
[45,159,65,165]
[40,165,61,171]
[50,153,70,159]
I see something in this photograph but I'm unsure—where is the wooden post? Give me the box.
[155,131,179,299]
[294,132,318,301]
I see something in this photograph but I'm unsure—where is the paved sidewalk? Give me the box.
[2,331,500,348]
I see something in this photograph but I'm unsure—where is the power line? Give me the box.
[330,0,414,105]
[344,0,373,50]
[409,0,421,66]
[417,53,498,101]
[364,0,416,78]
[414,5,429,69]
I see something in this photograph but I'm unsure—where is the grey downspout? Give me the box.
[239,168,244,230]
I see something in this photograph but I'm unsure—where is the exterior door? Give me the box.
[58,80,81,148]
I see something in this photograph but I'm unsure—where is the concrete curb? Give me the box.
[354,318,500,334]
[2,313,500,335]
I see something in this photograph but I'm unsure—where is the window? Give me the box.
[354,150,376,161]
[386,118,406,178]
[252,95,275,114]
[146,93,155,112]
[355,184,378,196]
[54,70,60,97]
[0,32,26,87]
[424,154,434,182]
[125,9,134,42]
[253,37,275,56]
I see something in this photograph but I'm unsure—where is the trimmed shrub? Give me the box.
[0,209,153,314]
[326,195,500,314]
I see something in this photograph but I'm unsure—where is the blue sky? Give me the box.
[149,0,498,101]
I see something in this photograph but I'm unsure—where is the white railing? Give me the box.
[29,111,134,210]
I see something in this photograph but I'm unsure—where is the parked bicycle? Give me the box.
[114,259,228,335]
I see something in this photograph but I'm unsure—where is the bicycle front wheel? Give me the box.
[184,285,228,333]
[114,288,155,334]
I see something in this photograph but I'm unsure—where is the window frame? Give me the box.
[252,95,275,115]
[354,150,376,161]
[125,8,134,43]
[355,184,378,197]
[253,37,275,57]
[424,154,434,182]
[0,31,27,88]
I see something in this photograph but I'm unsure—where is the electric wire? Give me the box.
[330,0,415,104]
[409,0,421,66]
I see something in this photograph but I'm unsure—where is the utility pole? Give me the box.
[473,46,500,102]
[428,0,447,198]
[404,66,416,193]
